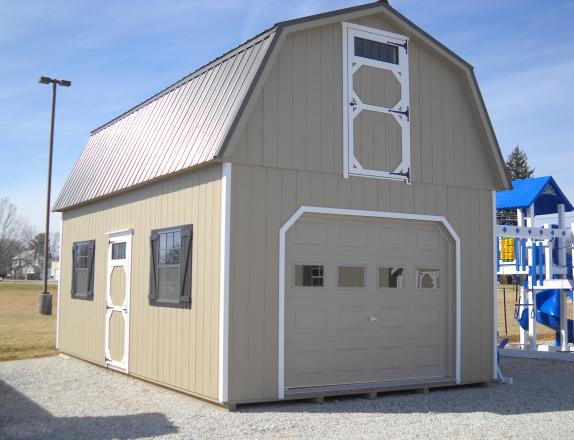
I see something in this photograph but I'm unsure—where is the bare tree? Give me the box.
[0,198,32,276]
[49,231,60,261]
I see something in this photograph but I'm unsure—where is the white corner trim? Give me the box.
[219,162,232,403]
[278,206,462,399]
[492,191,498,380]
[56,215,63,350]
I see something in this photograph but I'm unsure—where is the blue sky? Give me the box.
[1,0,573,231]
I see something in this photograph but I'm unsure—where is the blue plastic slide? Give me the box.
[516,289,574,344]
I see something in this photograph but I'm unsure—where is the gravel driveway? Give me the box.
[1,355,574,439]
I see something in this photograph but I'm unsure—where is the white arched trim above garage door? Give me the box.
[278,206,461,399]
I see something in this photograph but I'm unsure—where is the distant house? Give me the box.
[10,250,43,280]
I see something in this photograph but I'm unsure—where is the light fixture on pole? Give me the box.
[38,76,71,315]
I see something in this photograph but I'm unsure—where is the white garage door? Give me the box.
[285,213,455,389]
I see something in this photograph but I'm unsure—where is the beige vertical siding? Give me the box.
[59,164,222,401]
[227,13,498,402]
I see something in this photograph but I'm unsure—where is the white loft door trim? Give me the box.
[278,206,461,399]
[219,162,232,403]
[342,22,410,183]
[104,229,132,373]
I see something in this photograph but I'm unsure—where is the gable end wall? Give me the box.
[226,13,496,402]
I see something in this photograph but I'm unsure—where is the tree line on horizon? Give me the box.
[0,197,59,278]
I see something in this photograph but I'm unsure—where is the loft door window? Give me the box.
[149,225,192,308]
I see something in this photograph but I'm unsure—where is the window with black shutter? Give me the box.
[149,225,192,308]
[71,240,95,300]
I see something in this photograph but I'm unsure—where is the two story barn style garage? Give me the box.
[54,1,510,407]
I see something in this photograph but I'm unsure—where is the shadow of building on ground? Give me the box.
[0,380,178,440]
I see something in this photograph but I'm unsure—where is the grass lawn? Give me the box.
[0,281,58,361]
[497,284,574,343]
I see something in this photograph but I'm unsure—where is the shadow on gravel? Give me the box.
[0,380,178,440]
[241,358,574,415]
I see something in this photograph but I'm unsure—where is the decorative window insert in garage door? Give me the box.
[342,23,410,182]
[278,207,461,399]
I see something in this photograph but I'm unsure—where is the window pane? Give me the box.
[338,266,365,288]
[111,242,126,260]
[416,269,440,289]
[354,37,399,65]
[379,267,404,288]
[294,265,324,287]
[75,243,89,269]
[159,249,167,265]
[158,266,180,302]
[76,268,88,293]
[78,243,89,257]
[167,233,173,260]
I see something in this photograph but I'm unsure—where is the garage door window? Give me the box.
[338,266,366,288]
[294,265,324,287]
[378,267,404,288]
[416,269,440,289]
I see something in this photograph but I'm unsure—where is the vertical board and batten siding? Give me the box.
[59,165,222,401]
[227,13,497,402]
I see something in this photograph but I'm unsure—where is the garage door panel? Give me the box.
[376,305,409,329]
[292,307,327,336]
[288,347,327,386]
[414,343,448,377]
[334,347,369,374]
[337,223,369,248]
[293,220,327,246]
[285,214,455,389]
[337,305,372,334]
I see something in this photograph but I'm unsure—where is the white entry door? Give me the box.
[105,230,132,372]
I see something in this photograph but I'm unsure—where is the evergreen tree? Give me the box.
[505,145,534,180]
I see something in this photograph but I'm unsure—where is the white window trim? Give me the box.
[342,22,411,183]
[278,206,461,399]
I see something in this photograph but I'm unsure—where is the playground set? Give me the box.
[496,176,574,360]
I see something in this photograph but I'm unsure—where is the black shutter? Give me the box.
[179,224,193,307]
[71,245,77,296]
[149,231,159,303]
[86,240,95,299]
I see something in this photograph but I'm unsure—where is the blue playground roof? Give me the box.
[496,176,574,215]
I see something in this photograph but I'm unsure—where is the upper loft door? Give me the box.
[342,23,410,182]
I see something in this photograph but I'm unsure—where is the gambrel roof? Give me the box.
[54,1,509,211]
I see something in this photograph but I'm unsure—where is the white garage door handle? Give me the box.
[369,316,378,322]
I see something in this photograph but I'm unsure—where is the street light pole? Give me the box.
[38,76,71,315]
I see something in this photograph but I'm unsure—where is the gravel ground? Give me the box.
[1,356,574,439]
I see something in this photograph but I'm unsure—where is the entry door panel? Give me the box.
[285,215,454,389]
[105,231,132,372]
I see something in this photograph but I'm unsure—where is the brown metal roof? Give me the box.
[54,29,275,211]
